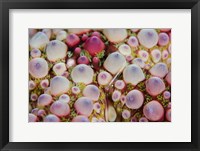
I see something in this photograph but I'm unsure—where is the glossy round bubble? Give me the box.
[40,79,49,89]
[149,62,168,78]
[138,50,149,62]
[112,90,121,102]
[71,86,81,95]
[103,29,127,43]
[42,28,52,39]
[72,115,90,122]
[165,71,171,85]
[118,44,131,56]
[50,101,70,117]
[37,109,46,117]
[29,58,48,78]
[166,109,171,122]
[37,94,52,107]
[71,64,94,84]
[97,71,112,85]
[53,62,66,76]
[68,28,90,34]
[30,49,41,58]
[132,58,145,68]
[56,30,68,41]
[162,50,169,60]
[74,97,93,116]
[59,94,70,105]
[46,40,67,62]
[151,49,161,63]
[30,32,49,50]
[106,105,117,122]
[29,113,37,122]
[29,80,36,90]
[143,100,164,121]
[93,102,101,114]
[163,91,171,99]
[31,108,39,115]
[44,114,60,122]
[158,32,169,46]
[114,80,125,90]
[123,64,145,86]
[30,93,38,101]
[126,90,144,109]
[50,76,70,96]
[131,116,138,122]
[104,52,126,75]
[83,85,100,101]
[66,58,76,68]
[122,109,131,119]
[146,77,166,96]
[127,36,139,47]
[139,117,148,122]
[66,34,80,47]
[137,29,159,48]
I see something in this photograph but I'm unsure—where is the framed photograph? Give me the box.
[0,0,200,150]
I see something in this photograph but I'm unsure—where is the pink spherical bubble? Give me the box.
[83,85,100,101]
[81,34,88,41]
[158,32,169,46]
[37,94,53,107]
[165,71,171,85]
[93,102,101,114]
[50,101,70,117]
[143,100,164,121]
[163,91,171,99]
[138,50,149,62]
[72,86,81,95]
[103,29,127,43]
[29,80,36,90]
[40,79,49,89]
[151,49,161,63]
[30,93,38,101]
[149,62,168,78]
[37,109,46,117]
[114,80,125,90]
[120,95,126,105]
[131,116,138,122]
[91,31,101,38]
[127,36,139,47]
[29,58,48,79]
[30,32,49,50]
[72,115,90,122]
[29,113,37,122]
[30,49,41,58]
[59,94,70,105]
[112,90,121,102]
[66,33,80,47]
[139,117,148,122]
[132,58,145,68]
[126,90,144,109]
[77,56,90,65]
[137,29,159,49]
[74,97,93,116]
[166,109,171,122]
[44,114,60,122]
[146,77,166,96]
[83,36,105,57]
[122,109,131,119]
[97,71,112,85]
[162,50,169,60]
[31,108,39,115]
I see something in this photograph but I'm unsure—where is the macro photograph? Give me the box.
[28,28,171,122]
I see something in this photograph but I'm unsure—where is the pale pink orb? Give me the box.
[143,100,164,121]
[83,85,100,101]
[112,90,121,102]
[29,80,36,90]
[114,80,125,90]
[120,95,126,105]
[139,117,149,122]
[93,102,101,114]
[30,32,49,50]
[30,93,38,101]
[122,109,131,119]
[37,94,53,107]
[31,108,39,115]
[162,50,169,60]
[42,28,52,39]
[166,109,171,122]
[29,58,48,79]
[72,86,81,95]
[146,77,166,96]
[74,97,93,116]
[97,71,112,85]
[50,101,70,117]
[127,36,139,47]
[149,62,168,78]
[44,114,60,122]
[40,79,49,89]
[163,91,171,99]
[59,94,70,105]
[118,44,131,56]
[29,113,37,122]
[151,49,161,63]
[158,32,169,46]
[126,90,144,109]
[165,71,171,85]
[37,109,46,117]
[138,50,149,62]
[103,29,127,43]
[137,29,159,48]
[72,115,90,122]
[132,58,145,68]
[53,62,66,76]
[30,49,41,58]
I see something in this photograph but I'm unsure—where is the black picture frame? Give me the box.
[0,0,200,151]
